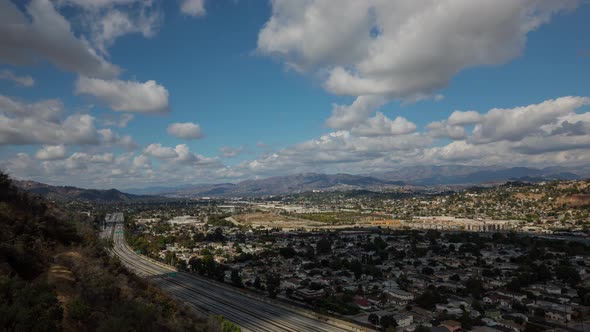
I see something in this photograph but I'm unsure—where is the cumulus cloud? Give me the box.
[57,0,140,9]
[75,77,170,113]
[167,122,203,139]
[102,113,134,128]
[351,113,416,137]
[0,70,35,87]
[35,145,67,160]
[259,1,577,129]
[180,0,206,17]
[447,110,483,126]
[0,95,100,145]
[5,95,590,187]
[143,143,216,166]
[0,0,119,78]
[426,121,466,140]
[51,0,163,58]
[326,95,387,129]
[1,148,229,189]
[259,0,576,99]
[470,96,590,144]
[88,7,161,55]
[242,130,432,175]
[98,128,138,149]
[143,143,178,159]
[132,154,151,169]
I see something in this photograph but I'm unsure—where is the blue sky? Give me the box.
[1,0,589,189]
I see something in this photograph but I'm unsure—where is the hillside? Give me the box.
[0,172,212,331]
[12,180,158,202]
[369,165,581,185]
[156,173,406,197]
[127,166,585,198]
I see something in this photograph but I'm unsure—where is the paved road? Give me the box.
[103,214,369,332]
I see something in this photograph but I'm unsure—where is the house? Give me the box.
[440,320,461,332]
[495,319,524,332]
[386,288,415,304]
[354,297,372,310]
[394,314,414,328]
[496,291,527,302]
[281,278,302,289]
[293,288,325,301]
[472,326,504,332]
[545,310,572,322]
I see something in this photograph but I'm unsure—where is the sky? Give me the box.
[0,0,589,189]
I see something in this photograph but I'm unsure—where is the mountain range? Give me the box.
[13,180,155,202]
[367,165,582,186]
[12,165,586,201]
[129,165,584,197]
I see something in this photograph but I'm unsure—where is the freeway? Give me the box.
[103,214,369,332]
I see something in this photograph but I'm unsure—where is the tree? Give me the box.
[380,315,398,329]
[316,237,332,254]
[231,269,243,288]
[68,297,90,322]
[416,325,430,332]
[368,313,379,325]
[416,289,446,310]
[266,273,281,298]
[350,260,363,280]
[0,278,63,332]
[279,247,297,259]
[556,264,581,286]
[373,236,387,251]
[464,277,484,298]
[253,276,263,290]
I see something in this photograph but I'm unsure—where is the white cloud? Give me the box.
[143,143,216,165]
[132,154,151,169]
[447,110,483,126]
[35,145,67,160]
[470,96,590,144]
[5,95,590,187]
[0,70,35,87]
[167,122,203,139]
[103,113,134,128]
[241,130,432,175]
[351,113,416,137]
[259,0,577,99]
[89,7,161,55]
[0,95,100,145]
[0,0,119,78]
[180,0,206,17]
[426,121,466,140]
[144,143,178,159]
[326,95,386,129]
[98,128,138,149]
[54,0,162,56]
[75,77,170,113]
[57,0,140,9]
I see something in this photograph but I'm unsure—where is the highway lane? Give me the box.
[104,215,369,332]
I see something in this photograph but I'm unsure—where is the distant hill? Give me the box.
[125,166,585,198]
[152,173,406,197]
[369,165,581,186]
[12,180,157,202]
